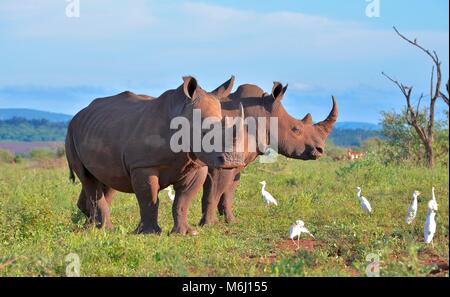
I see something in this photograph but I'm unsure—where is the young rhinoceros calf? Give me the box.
[66,76,244,235]
[199,81,338,225]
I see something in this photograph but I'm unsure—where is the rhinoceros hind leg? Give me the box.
[82,178,113,230]
[76,189,89,218]
[77,185,114,230]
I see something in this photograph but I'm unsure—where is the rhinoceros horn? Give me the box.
[314,96,338,135]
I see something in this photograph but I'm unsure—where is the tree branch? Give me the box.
[393,26,439,65]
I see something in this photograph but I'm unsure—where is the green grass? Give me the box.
[0,157,448,276]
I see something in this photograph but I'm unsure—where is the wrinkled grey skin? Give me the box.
[199,82,338,225]
[66,76,244,235]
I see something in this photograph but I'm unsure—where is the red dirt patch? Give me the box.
[418,253,449,276]
[276,239,323,252]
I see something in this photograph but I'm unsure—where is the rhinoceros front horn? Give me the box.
[315,96,338,135]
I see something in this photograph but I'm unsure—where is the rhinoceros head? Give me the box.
[264,82,338,160]
[179,76,245,168]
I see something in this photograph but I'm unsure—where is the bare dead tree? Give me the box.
[382,26,449,168]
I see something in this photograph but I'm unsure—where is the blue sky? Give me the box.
[0,0,448,123]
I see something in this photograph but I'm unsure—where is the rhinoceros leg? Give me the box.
[218,172,241,223]
[77,184,115,228]
[200,169,240,226]
[171,166,208,235]
[76,189,90,218]
[82,177,113,230]
[131,168,162,234]
[104,186,117,206]
[199,172,220,226]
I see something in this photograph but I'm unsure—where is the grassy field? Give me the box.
[0,156,448,276]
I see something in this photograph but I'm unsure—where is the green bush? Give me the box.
[13,155,23,164]
[29,148,56,160]
[55,146,65,158]
[324,139,347,160]
[0,149,14,163]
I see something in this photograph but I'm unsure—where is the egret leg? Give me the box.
[291,238,297,249]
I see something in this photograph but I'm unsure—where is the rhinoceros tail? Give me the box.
[69,167,76,183]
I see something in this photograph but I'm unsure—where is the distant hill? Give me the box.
[0,117,68,142]
[334,122,380,130]
[0,108,72,122]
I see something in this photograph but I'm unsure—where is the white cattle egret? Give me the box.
[259,181,278,206]
[164,186,175,202]
[405,190,420,224]
[424,194,438,244]
[432,186,437,202]
[356,186,372,214]
[289,220,315,249]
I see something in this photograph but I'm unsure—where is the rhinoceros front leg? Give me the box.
[199,172,220,226]
[218,172,240,223]
[171,167,208,235]
[131,168,162,234]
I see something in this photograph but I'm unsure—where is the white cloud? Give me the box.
[0,1,447,94]
[291,82,313,92]
[0,0,157,39]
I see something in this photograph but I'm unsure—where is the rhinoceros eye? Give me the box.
[292,126,301,134]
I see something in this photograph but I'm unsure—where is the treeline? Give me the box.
[1,117,381,147]
[0,117,68,141]
[328,128,382,147]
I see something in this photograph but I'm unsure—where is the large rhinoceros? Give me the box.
[199,82,338,225]
[66,76,244,235]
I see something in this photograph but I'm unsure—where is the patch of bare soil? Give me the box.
[275,240,361,276]
[26,157,66,169]
[247,251,278,265]
[418,251,449,276]
[276,239,323,252]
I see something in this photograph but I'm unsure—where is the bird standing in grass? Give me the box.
[424,191,438,244]
[356,186,372,214]
[259,181,278,206]
[164,186,175,203]
[405,190,420,224]
[289,220,315,250]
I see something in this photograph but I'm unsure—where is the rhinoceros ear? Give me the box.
[182,76,198,100]
[271,82,288,102]
[212,75,235,98]
[301,113,313,125]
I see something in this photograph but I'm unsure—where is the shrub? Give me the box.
[0,149,14,163]
[29,148,55,160]
[324,139,346,161]
[55,146,65,158]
